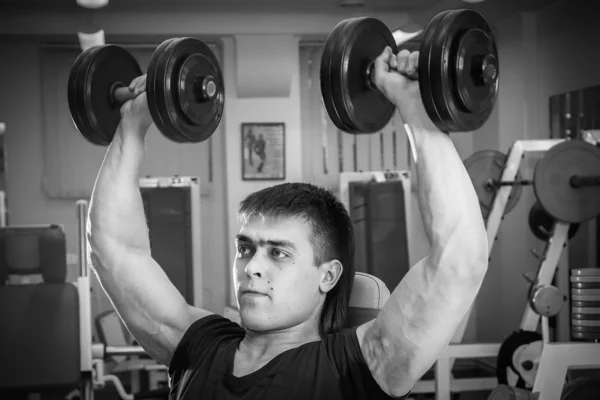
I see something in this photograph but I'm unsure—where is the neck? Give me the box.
[239,317,321,362]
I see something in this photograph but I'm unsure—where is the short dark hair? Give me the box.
[238,182,355,336]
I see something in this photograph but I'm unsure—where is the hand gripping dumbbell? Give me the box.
[320,9,499,134]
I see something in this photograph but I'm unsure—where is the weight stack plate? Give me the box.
[571,268,600,341]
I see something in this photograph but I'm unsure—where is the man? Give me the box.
[253,133,267,172]
[87,46,488,399]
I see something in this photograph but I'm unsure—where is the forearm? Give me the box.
[404,105,487,274]
[88,125,150,264]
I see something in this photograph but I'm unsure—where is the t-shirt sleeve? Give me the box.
[324,326,410,399]
[168,314,243,389]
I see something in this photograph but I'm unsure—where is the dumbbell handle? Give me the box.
[110,75,218,107]
[570,175,600,188]
[111,85,136,105]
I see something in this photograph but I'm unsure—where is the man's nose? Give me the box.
[245,253,266,278]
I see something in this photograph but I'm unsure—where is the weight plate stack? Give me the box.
[570,268,600,341]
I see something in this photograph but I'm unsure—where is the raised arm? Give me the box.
[87,76,212,367]
[356,48,488,397]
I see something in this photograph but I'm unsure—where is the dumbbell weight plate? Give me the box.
[341,17,398,133]
[146,38,177,140]
[424,9,499,132]
[321,17,398,134]
[78,46,110,143]
[418,9,452,134]
[68,47,100,144]
[148,37,224,143]
[68,45,143,146]
[320,18,357,134]
[68,46,97,143]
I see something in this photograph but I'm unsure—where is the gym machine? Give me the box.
[339,170,413,291]
[407,137,600,399]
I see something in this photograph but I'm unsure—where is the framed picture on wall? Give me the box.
[241,123,286,181]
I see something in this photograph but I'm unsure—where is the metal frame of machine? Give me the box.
[138,176,203,308]
[420,138,600,400]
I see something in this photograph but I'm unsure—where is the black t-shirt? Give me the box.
[168,314,398,400]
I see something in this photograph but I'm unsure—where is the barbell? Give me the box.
[67,37,224,145]
[320,9,499,134]
[464,139,600,224]
[463,149,523,221]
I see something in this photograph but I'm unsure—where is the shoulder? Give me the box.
[321,323,414,399]
[168,313,244,374]
[320,325,399,399]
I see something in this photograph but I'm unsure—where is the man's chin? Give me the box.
[239,308,274,331]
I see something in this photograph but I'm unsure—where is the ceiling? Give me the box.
[418,0,561,25]
[0,0,560,18]
[0,0,436,12]
[0,0,562,43]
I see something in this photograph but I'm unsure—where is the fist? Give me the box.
[119,75,153,137]
[371,47,420,108]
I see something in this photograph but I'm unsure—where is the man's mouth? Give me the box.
[242,290,268,297]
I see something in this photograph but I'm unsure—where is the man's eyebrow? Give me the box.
[235,234,297,251]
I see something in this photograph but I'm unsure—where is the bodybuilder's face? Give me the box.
[233,216,324,332]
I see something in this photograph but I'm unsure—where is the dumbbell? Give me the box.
[320,9,499,134]
[67,37,224,146]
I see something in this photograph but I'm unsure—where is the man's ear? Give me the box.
[319,259,343,294]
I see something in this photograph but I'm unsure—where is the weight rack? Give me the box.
[413,137,599,400]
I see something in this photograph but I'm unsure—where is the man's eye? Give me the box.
[238,246,251,255]
[271,249,287,259]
